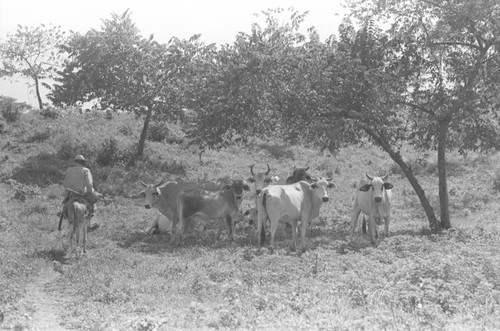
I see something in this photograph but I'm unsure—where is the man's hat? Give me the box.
[74,155,86,162]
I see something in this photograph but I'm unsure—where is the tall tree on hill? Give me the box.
[304,0,500,230]
[0,24,66,110]
[49,10,193,163]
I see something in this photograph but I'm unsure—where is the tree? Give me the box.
[0,24,66,110]
[338,0,500,229]
[49,10,192,162]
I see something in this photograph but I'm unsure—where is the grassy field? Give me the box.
[1,109,500,330]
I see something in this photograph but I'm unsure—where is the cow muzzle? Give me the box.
[322,197,329,202]
[374,197,382,203]
[235,195,242,201]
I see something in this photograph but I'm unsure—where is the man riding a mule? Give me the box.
[59,155,100,231]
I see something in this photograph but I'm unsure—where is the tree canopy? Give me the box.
[0,24,66,109]
[45,4,500,230]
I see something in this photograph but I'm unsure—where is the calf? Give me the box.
[349,173,393,246]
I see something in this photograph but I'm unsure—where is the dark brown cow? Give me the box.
[175,180,250,245]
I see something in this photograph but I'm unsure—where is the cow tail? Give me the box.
[260,193,268,244]
[362,215,367,235]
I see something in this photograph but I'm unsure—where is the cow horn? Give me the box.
[365,173,374,181]
[305,166,310,171]
[381,173,389,181]
[140,181,147,187]
[155,180,163,188]
[265,164,271,175]
[250,164,255,176]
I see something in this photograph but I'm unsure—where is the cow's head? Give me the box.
[247,164,272,195]
[359,173,393,203]
[222,179,251,203]
[310,177,336,202]
[286,166,313,184]
[140,180,164,209]
[243,207,258,225]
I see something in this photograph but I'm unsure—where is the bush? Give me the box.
[148,121,185,144]
[257,143,295,159]
[148,122,169,142]
[0,97,23,122]
[96,138,121,166]
[40,105,59,119]
[25,129,51,143]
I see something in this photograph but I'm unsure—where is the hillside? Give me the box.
[1,109,499,330]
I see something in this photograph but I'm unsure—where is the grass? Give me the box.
[0,109,500,330]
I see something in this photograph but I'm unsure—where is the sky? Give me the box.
[0,0,348,107]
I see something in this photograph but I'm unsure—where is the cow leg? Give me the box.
[290,220,298,251]
[299,217,308,253]
[145,215,159,234]
[384,216,390,238]
[350,204,362,238]
[269,219,279,249]
[368,214,378,247]
[225,214,234,243]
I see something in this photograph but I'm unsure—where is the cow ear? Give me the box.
[136,191,145,198]
[247,177,255,183]
[264,178,272,183]
[311,183,318,189]
[243,184,251,191]
[328,182,336,189]
[384,182,393,190]
[359,184,371,191]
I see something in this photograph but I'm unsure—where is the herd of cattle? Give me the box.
[136,164,394,252]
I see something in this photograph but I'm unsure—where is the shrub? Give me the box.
[0,98,21,122]
[118,125,134,136]
[257,143,295,159]
[148,122,169,142]
[148,121,186,144]
[96,138,121,166]
[25,129,51,143]
[160,160,187,175]
[40,105,59,119]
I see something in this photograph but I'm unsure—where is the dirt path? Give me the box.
[24,264,70,331]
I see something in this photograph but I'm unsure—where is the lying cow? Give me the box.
[175,179,251,245]
[257,177,335,252]
[349,173,393,246]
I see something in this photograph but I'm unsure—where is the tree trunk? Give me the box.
[363,127,441,231]
[34,76,43,110]
[128,104,153,166]
[437,119,451,229]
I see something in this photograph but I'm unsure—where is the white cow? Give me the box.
[257,178,335,251]
[247,164,272,197]
[349,173,393,246]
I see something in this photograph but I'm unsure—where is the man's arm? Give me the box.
[83,168,94,193]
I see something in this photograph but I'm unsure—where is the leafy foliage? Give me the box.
[0,24,66,109]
